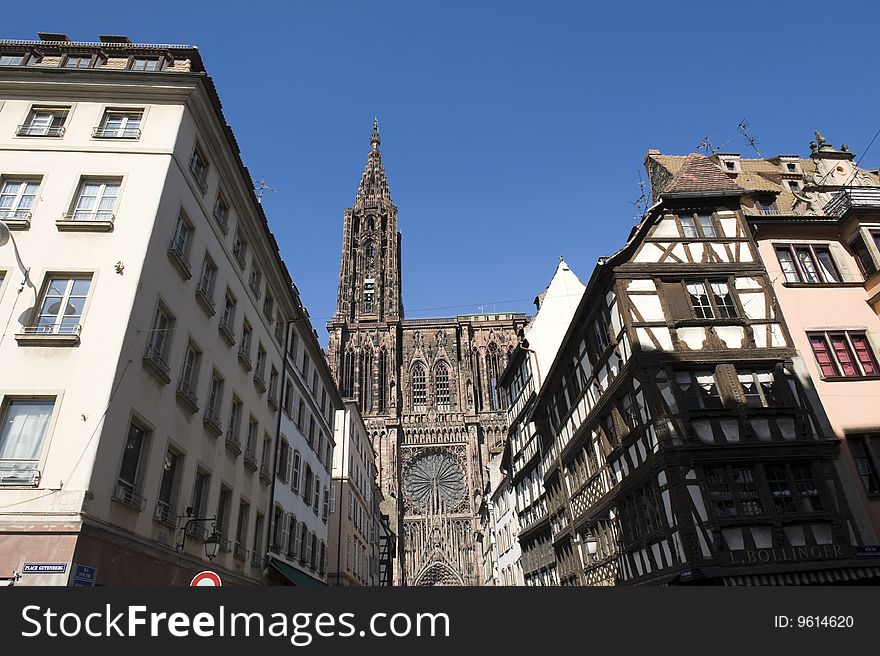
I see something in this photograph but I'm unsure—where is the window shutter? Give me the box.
[715,363,742,406]
[329,484,337,512]
[660,280,692,320]
[281,513,291,552]
[285,445,293,483]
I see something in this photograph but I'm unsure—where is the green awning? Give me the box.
[269,558,326,587]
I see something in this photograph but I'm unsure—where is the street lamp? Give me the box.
[204,531,222,562]
[177,515,220,561]
[0,220,10,247]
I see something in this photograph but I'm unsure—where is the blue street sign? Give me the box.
[22,563,67,574]
[856,545,880,558]
[71,564,97,587]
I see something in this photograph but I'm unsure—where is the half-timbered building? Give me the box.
[517,151,880,585]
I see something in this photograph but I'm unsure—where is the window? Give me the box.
[0,53,26,66]
[765,464,795,513]
[0,178,40,220]
[757,197,778,214]
[704,466,763,518]
[808,331,879,378]
[253,513,264,561]
[678,213,718,238]
[775,244,840,283]
[593,312,610,353]
[292,450,302,494]
[245,418,258,461]
[435,363,450,410]
[63,54,93,68]
[212,193,229,233]
[255,344,267,381]
[145,304,174,374]
[851,235,878,278]
[297,399,305,428]
[155,449,180,524]
[178,342,201,401]
[850,435,880,496]
[322,487,330,521]
[70,178,120,222]
[359,349,374,412]
[313,475,321,513]
[675,371,723,410]
[283,379,294,417]
[412,364,426,408]
[342,350,355,398]
[239,321,253,365]
[737,370,783,407]
[188,471,209,521]
[221,291,236,332]
[363,279,375,313]
[235,502,249,554]
[308,417,316,446]
[786,162,798,173]
[116,421,147,499]
[197,255,217,306]
[95,109,142,139]
[303,465,313,503]
[249,264,262,298]
[263,292,274,322]
[189,144,209,193]
[18,106,68,137]
[33,276,91,335]
[685,280,737,319]
[232,231,248,269]
[0,398,53,485]
[170,213,193,260]
[277,439,290,482]
[216,486,232,542]
[205,371,224,425]
[487,345,501,410]
[787,180,801,192]
[130,57,161,71]
[287,514,299,559]
[228,398,243,446]
[269,367,279,402]
[261,438,272,476]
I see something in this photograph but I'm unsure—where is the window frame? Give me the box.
[0,177,41,222]
[18,105,70,137]
[677,212,719,239]
[0,396,57,486]
[684,278,739,320]
[774,243,841,284]
[94,108,143,140]
[808,330,880,379]
[30,274,94,336]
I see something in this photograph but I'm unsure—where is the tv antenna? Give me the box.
[253,177,277,204]
[697,130,729,155]
[738,119,762,157]
[633,169,649,219]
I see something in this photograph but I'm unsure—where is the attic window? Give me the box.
[787,180,801,192]
[725,161,736,171]
[787,163,797,172]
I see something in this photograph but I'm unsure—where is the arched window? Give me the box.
[487,344,501,410]
[364,241,375,274]
[377,348,388,412]
[435,363,450,410]
[472,350,484,412]
[359,349,374,412]
[412,364,426,409]
[343,350,355,398]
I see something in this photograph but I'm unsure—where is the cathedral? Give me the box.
[326,121,528,585]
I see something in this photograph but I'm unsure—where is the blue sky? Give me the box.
[7,2,880,342]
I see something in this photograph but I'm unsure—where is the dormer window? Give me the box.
[63,54,94,69]
[129,56,162,71]
[718,156,741,173]
[725,161,736,171]
[757,197,779,215]
[787,180,801,193]
[0,53,27,66]
[787,162,798,172]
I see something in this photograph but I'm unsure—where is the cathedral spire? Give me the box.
[355,117,392,210]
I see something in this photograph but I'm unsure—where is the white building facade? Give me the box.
[0,34,314,586]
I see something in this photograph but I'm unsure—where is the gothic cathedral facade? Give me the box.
[326,122,527,585]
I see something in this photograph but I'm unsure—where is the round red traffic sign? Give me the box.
[190,570,222,587]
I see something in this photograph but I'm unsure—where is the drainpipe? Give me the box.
[265,317,294,583]
[335,404,348,585]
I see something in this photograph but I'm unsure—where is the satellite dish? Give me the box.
[0,221,9,247]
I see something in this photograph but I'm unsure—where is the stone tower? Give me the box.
[327,122,527,585]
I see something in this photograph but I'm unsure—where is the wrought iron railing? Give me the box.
[19,323,82,337]
[60,210,115,224]
[195,285,216,315]
[112,481,146,511]
[0,461,41,486]
[225,429,242,455]
[176,379,199,412]
[825,187,880,216]
[167,239,192,278]
[234,543,248,561]
[189,158,208,193]
[143,343,171,380]
[203,407,223,435]
[0,208,32,223]
[17,124,65,137]
[153,499,176,526]
[92,125,141,139]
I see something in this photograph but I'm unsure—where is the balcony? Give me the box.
[253,371,267,393]
[217,535,232,553]
[143,343,171,384]
[176,379,199,415]
[17,123,65,137]
[167,240,192,280]
[15,323,82,347]
[248,278,262,300]
[267,389,279,410]
[234,543,248,561]
[225,429,242,456]
[218,317,236,346]
[112,481,146,511]
[238,347,253,372]
[195,285,216,317]
[0,209,31,230]
[251,552,264,568]
[203,407,223,436]
[232,246,247,270]
[0,460,41,486]
[244,449,258,471]
[825,187,880,217]
[56,210,115,232]
[92,125,141,140]
[186,523,207,542]
[259,463,272,484]
[153,499,177,527]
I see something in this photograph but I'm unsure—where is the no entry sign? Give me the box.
[190,571,222,587]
